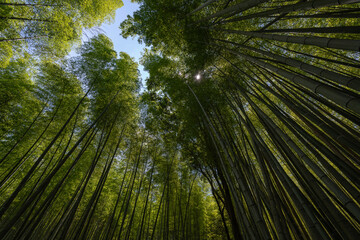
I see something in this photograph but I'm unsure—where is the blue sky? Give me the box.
[73,0,149,85]
[100,0,149,82]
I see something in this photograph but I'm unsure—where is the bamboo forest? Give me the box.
[1,0,360,239]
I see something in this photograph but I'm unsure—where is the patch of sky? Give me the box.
[68,0,149,91]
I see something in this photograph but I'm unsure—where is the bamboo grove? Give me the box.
[1,0,360,239]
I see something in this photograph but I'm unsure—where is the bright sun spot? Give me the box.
[195,74,201,81]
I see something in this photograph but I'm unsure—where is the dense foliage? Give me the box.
[1,0,360,239]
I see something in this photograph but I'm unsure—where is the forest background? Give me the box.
[1,0,360,240]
